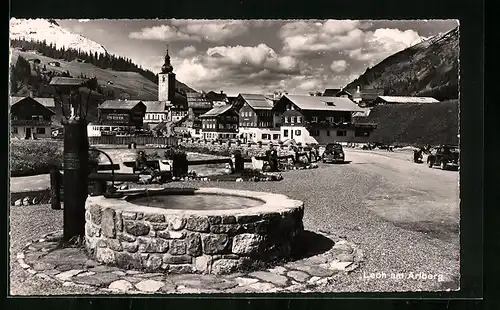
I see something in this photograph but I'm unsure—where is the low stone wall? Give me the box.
[85,188,304,275]
[178,139,296,158]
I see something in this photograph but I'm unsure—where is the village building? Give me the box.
[235,93,281,143]
[10,96,55,139]
[204,91,228,106]
[273,94,376,144]
[199,105,239,141]
[322,88,352,98]
[142,100,171,130]
[373,96,440,105]
[185,92,213,139]
[352,86,385,107]
[88,100,146,136]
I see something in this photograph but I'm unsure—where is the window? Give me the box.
[328,117,335,123]
[273,134,280,140]
[339,117,346,123]
[312,116,318,122]
[291,116,296,123]
[326,130,330,136]
[12,127,18,134]
[284,116,289,123]
[355,130,370,137]
[36,127,46,134]
[295,130,301,136]
[297,116,302,123]
[162,76,166,82]
[12,115,18,120]
[337,130,347,137]
[261,134,270,140]
[283,129,289,137]
[310,130,319,136]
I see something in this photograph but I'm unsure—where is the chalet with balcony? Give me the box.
[235,93,281,143]
[10,96,55,139]
[199,105,239,141]
[273,94,376,144]
[143,100,171,130]
[90,100,146,136]
[185,92,213,138]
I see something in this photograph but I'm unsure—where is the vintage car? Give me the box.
[427,145,460,170]
[322,142,345,163]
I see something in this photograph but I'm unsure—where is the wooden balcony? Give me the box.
[304,121,355,129]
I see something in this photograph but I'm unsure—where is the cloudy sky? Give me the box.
[58,19,458,96]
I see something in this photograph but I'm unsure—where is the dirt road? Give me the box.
[345,149,460,242]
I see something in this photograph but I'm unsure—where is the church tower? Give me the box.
[158,48,176,102]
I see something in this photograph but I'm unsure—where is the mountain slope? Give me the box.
[10,47,197,100]
[357,100,459,146]
[10,48,159,100]
[345,27,459,101]
[10,18,108,56]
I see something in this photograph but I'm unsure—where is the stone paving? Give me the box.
[16,230,363,294]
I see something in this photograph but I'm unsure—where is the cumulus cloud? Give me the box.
[204,44,300,73]
[330,60,348,73]
[178,45,197,57]
[279,19,425,66]
[129,25,200,41]
[129,20,257,43]
[168,44,305,93]
[170,20,249,42]
[347,28,422,65]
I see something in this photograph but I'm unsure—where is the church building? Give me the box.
[158,49,188,123]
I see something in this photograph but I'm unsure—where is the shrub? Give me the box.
[11,140,101,172]
[10,140,63,171]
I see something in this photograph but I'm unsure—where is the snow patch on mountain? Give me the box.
[10,18,108,56]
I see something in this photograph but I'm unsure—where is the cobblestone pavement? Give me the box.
[16,230,363,294]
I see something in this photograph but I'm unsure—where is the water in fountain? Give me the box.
[130,194,263,211]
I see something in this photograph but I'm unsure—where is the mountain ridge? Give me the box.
[344,27,459,101]
[10,18,109,56]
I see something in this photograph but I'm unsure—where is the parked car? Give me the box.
[322,142,345,163]
[427,145,460,170]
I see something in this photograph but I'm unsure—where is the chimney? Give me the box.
[220,91,223,94]
[357,85,361,93]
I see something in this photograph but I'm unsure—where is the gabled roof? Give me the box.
[99,100,143,110]
[199,105,233,118]
[239,93,274,110]
[284,95,364,112]
[377,96,440,104]
[322,89,341,96]
[186,92,213,109]
[10,96,55,114]
[143,101,168,113]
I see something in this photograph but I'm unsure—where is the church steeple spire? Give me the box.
[161,45,174,74]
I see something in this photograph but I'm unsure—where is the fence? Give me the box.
[88,136,178,146]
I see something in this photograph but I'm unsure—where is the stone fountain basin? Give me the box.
[85,187,304,275]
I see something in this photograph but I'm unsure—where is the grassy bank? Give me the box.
[358,100,459,146]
